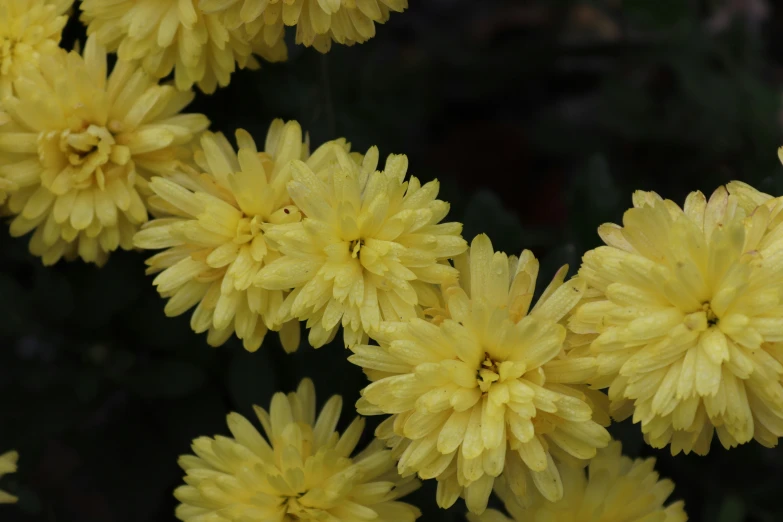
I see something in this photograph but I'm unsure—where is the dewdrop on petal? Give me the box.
[81,0,288,94]
[467,441,687,522]
[349,234,610,514]
[174,378,421,521]
[134,120,310,353]
[255,146,467,348]
[571,186,783,455]
[0,451,18,504]
[0,37,209,266]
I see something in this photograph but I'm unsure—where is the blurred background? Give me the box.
[1,0,782,520]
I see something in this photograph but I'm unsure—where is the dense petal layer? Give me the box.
[174,379,421,521]
[350,235,609,514]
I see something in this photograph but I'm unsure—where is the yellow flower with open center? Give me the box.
[0,0,72,99]
[134,120,314,352]
[349,234,610,514]
[255,146,467,348]
[571,186,783,455]
[80,0,288,93]
[0,37,209,266]
[174,378,421,521]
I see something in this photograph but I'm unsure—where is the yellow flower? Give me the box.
[571,186,783,455]
[0,36,209,266]
[174,378,421,521]
[0,0,72,99]
[255,146,468,348]
[349,234,610,514]
[0,450,18,504]
[199,0,408,53]
[134,121,312,352]
[80,0,288,94]
[467,441,687,522]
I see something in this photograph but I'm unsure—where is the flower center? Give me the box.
[41,123,131,192]
[349,238,364,259]
[477,353,501,393]
[703,301,719,326]
[684,301,719,331]
[235,214,265,244]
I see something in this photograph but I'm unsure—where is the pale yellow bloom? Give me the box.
[0,450,18,504]
[468,441,687,522]
[0,37,209,266]
[174,378,421,522]
[0,0,72,99]
[572,186,783,455]
[349,234,610,514]
[80,0,288,94]
[134,121,311,352]
[255,146,467,348]
[199,0,408,53]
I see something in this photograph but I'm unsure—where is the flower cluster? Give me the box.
[174,378,421,522]
[9,2,783,520]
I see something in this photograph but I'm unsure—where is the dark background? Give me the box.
[1,0,782,520]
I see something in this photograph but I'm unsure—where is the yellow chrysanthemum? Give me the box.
[571,186,783,455]
[0,450,18,504]
[0,36,209,266]
[200,0,408,53]
[255,146,468,348]
[0,0,72,99]
[174,378,422,522]
[133,120,315,352]
[467,441,687,522]
[80,0,288,94]
[348,234,611,514]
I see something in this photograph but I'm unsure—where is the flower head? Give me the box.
[467,441,687,522]
[174,378,421,522]
[80,0,288,94]
[0,450,18,504]
[572,186,783,455]
[348,234,610,514]
[255,146,467,348]
[0,37,209,266]
[200,0,408,53]
[0,0,72,99]
[134,120,313,352]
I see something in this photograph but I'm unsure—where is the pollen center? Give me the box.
[349,238,364,259]
[477,353,501,393]
[703,302,719,326]
[235,215,264,244]
[42,123,131,191]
